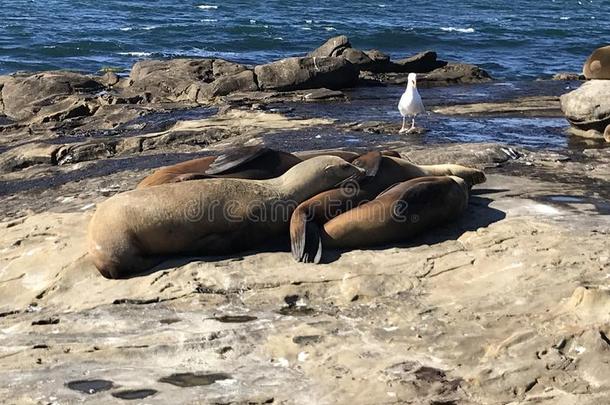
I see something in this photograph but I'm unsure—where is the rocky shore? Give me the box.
[1,37,609,404]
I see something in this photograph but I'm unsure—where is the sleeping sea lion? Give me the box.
[137,146,402,188]
[319,176,469,250]
[290,154,485,262]
[583,45,610,80]
[88,156,366,279]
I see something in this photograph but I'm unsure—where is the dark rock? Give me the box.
[300,88,346,101]
[560,80,610,141]
[341,48,373,67]
[583,45,610,80]
[199,70,258,100]
[552,72,585,81]
[0,143,60,172]
[420,62,492,85]
[1,71,104,121]
[361,49,392,73]
[308,35,351,58]
[394,50,447,73]
[128,58,247,102]
[56,141,116,165]
[32,96,97,124]
[364,49,390,64]
[212,59,249,78]
[254,56,359,91]
[359,62,492,86]
[100,72,120,87]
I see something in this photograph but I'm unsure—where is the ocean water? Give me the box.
[1,0,608,78]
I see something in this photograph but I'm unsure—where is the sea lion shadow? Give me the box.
[127,239,291,278]
[319,195,506,263]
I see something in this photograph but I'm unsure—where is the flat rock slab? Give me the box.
[1,170,609,404]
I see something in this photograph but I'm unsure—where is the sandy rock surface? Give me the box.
[1,141,609,404]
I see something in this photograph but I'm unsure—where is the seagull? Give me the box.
[398,73,425,133]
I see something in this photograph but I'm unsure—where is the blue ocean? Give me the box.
[1,0,608,78]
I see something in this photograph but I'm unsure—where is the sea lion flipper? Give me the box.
[205,145,269,175]
[170,172,216,183]
[381,150,401,158]
[290,208,322,264]
[352,151,383,178]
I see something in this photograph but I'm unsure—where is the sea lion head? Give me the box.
[604,124,610,143]
[283,156,366,191]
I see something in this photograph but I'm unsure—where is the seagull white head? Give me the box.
[407,73,417,88]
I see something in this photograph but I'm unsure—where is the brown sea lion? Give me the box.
[88,156,366,279]
[583,45,610,80]
[137,146,302,188]
[320,176,469,250]
[138,147,401,188]
[290,154,485,262]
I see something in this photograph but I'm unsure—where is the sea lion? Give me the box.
[137,145,302,188]
[583,45,610,80]
[88,156,365,279]
[320,176,469,250]
[290,154,485,262]
[138,146,402,188]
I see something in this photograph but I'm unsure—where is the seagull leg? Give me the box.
[406,117,417,134]
[399,116,407,133]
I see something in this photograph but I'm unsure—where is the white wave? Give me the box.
[200,19,217,22]
[440,26,475,33]
[197,4,217,9]
[305,20,313,24]
[118,52,152,57]
[559,16,570,20]
[274,37,284,41]
[120,27,133,31]
[301,27,312,31]
[325,26,336,31]
[378,4,386,7]
[250,19,256,24]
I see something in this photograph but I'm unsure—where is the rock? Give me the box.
[31,95,97,124]
[583,45,610,80]
[361,49,392,73]
[199,70,258,100]
[432,96,562,117]
[300,88,345,101]
[56,141,116,165]
[560,80,610,141]
[99,72,120,87]
[395,51,447,73]
[1,71,104,121]
[254,56,359,91]
[0,142,60,172]
[341,48,373,68]
[128,58,247,102]
[308,35,351,58]
[420,62,492,85]
[364,49,390,64]
[212,59,248,78]
[552,72,584,81]
[359,62,492,86]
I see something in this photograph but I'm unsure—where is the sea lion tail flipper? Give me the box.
[381,150,401,158]
[352,151,382,178]
[290,209,322,264]
[205,145,269,175]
